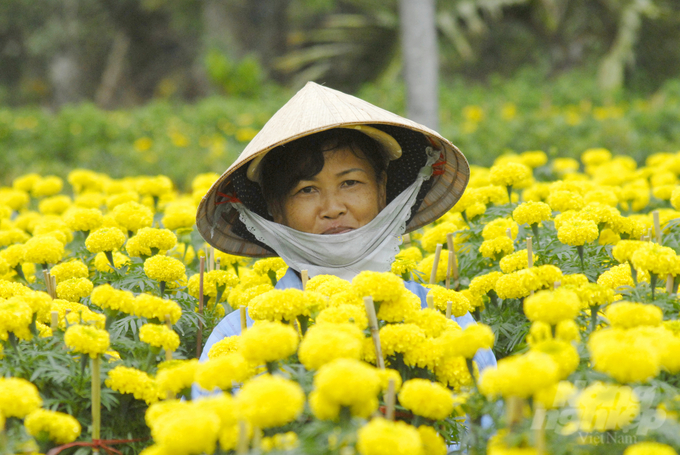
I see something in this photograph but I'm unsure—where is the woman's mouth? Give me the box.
[322,226,354,234]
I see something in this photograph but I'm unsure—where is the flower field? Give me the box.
[1,148,680,455]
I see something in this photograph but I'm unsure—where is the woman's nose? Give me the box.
[320,193,347,219]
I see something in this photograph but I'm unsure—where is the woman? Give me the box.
[194,82,496,396]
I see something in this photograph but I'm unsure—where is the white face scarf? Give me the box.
[233,148,440,281]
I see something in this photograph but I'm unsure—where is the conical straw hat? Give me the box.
[196,81,469,257]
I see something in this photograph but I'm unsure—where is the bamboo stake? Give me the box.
[506,228,512,239]
[237,420,248,455]
[666,274,674,294]
[43,270,55,299]
[91,357,101,452]
[446,301,452,319]
[429,243,443,284]
[653,211,662,244]
[385,379,396,421]
[51,275,57,295]
[196,257,205,359]
[301,270,308,291]
[216,258,221,270]
[426,294,434,309]
[527,237,533,268]
[164,315,173,362]
[50,311,59,331]
[554,281,561,290]
[363,296,385,369]
[535,404,546,455]
[240,306,247,332]
[446,234,460,290]
[402,233,411,248]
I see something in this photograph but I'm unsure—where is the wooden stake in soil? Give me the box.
[426,294,434,309]
[50,311,59,331]
[91,356,101,451]
[402,233,411,248]
[363,296,385,370]
[446,301,452,319]
[301,270,309,291]
[429,243,443,284]
[666,274,674,294]
[237,420,248,455]
[385,379,396,421]
[196,257,205,359]
[43,270,56,299]
[240,306,247,332]
[164,315,173,362]
[527,237,534,268]
[446,234,460,290]
[653,210,662,244]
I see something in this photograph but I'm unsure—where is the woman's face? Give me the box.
[272,146,386,234]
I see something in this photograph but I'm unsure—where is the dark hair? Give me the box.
[259,128,389,212]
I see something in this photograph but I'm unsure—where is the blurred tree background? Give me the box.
[1,0,680,188]
[2,0,679,107]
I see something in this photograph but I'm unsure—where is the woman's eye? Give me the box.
[343,180,360,187]
[298,186,315,194]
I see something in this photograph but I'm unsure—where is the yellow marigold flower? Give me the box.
[50,259,89,283]
[90,284,135,314]
[605,302,662,329]
[581,147,612,166]
[136,175,173,197]
[307,274,352,296]
[23,235,64,265]
[555,319,580,343]
[38,195,72,215]
[140,323,180,351]
[489,162,531,188]
[299,322,363,370]
[0,228,30,247]
[512,201,552,226]
[162,202,195,230]
[495,269,540,300]
[207,335,242,359]
[227,282,274,309]
[612,240,645,263]
[213,250,249,269]
[391,258,417,278]
[188,270,239,300]
[32,175,63,197]
[68,169,105,194]
[248,288,323,322]
[375,289,420,322]
[134,293,182,324]
[260,432,299,453]
[479,351,559,399]
[236,374,305,428]
[421,221,460,252]
[94,251,130,272]
[584,187,619,206]
[530,339,579,380]
[468,271,503,297]
[588,328,660,383]
[63,207,103,232]
[439,323,494,359]
[0,377,42,418]
[84,227,126,254]
[425,286,471,317]
[577,382,639,431]
[523,289,580,325]
[416,253,449,283]
[0,279,32,298]
[482,218,518,241]
[479,236,514,260]
[105,365,163,404]
[316,304,368,329]
[136,227,177,252]
[0,188,30,211]
[465,201,487,219]
[572,282,616,308]
[380,323,426,357]
[631,243,676,276]
[624,442,678,455]
[399,379,453,420]
[433,356,474,391]
[520,150,548,168]
[0,297,33,340]
[112,201,154,233]
[534,264,563,289]
[356,417,423,455]
[149,404,220,454]
[403,336,443,371]
[106,191,139,210]
[534,380,577,409]
[396,246,424,263]
[499,249,535,273]
[74,191,105,208]
[21,291,52,323]
[253,257,287,276]
[24,409,81,444]
[548,190,584,212]
[0,243,25,268]
[477,185,512,205]
[416,425,446,455]
[599,228,620,245]
[143,255,186,283]
[240,320,298,364]
[352,270,405,303]
[13,173,41,192]
[64,324,110,358]
[196,353,251,391]
[557,218,598,246]
[580,202,620,226]
[405,308,452,338]
[34,217,73,244]
[56,277,93,302]
[311,358,382,420]
[156,359,199,394]
[377,368,403,393]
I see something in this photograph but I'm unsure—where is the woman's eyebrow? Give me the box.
[336,168,368,177]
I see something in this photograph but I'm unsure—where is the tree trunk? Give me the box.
[399,0,439,130]
[49,0,83,107]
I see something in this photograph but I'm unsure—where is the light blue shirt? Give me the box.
[193,268,497,399]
